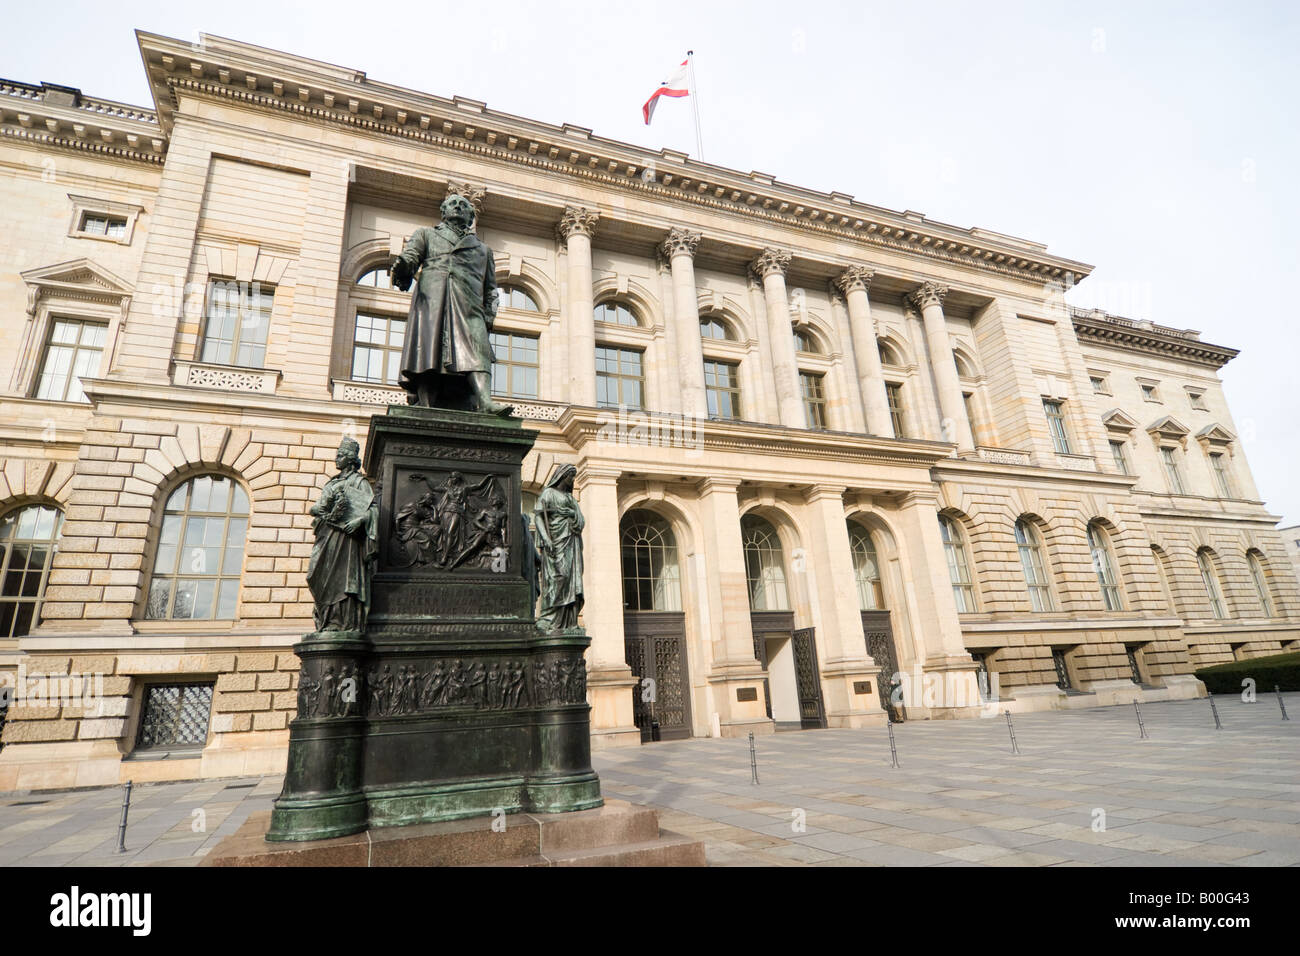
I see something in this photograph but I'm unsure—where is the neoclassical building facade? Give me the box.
[0,32,1296,789]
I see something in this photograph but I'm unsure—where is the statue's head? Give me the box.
[545,462,577,493]
[440,193,476,230]
[336,437,362,471]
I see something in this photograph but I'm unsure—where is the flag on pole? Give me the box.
[642,56,691,125]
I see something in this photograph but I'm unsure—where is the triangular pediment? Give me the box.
[1101,408,1139,431]
[1196,423,1236,445]
[1147,415,1190,439]
[21,258,132,296]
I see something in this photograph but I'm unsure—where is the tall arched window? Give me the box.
[1015,518,1055,612]
[355,267,393,290]
[938,515,977,612]
[1246,550,1274,617]
[620,510,682,611]
[1087,522,1124,611]
[145,476,250,621]
[594,300,640,327]
[849,523,885,610]
[792,327,821,354]
[498,284,540,312]
[741,514,789,611]
[1196,549,1228,620]
[699,315,733,340]
[0,504,64,638]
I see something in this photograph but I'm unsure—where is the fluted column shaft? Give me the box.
[751,248,804,428]
[837,267,894,437]
[909,282,973,451]
[557,207,599,406]
[662,229,708,418]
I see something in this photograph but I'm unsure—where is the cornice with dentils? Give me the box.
[135,30,1095,288]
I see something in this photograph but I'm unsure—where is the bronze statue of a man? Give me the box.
[307,438,379,632]
[390,193,511,416]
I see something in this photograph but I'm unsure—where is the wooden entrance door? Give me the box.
[624,611,692,742]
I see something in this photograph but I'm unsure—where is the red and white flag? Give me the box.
[642,56,691,125]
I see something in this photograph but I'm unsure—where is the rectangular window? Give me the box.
[885,383,905,437]
[35,319,108,403]
[1209,452,1234,498]
[1140,382,1160,402]
[79,213,127,238]
[200,280,273,367]
[1042,399,1072,454]
[704,360,742,420]
[351,312,406,385]
[1110,440,1131,475]
[135,682,214,751]
[595,346,644,409]
[1187,388,1208,411]
[489,331,540,399]
[800,372,827,429]
[1161,447,1186,494]
[1089,375,1108,394]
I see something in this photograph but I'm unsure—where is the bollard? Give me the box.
[116,780,133,853]
[886,719,900,769]
[748,731,759,785]
[1134,700,1148,739]
[1277,685,1290,721]
[1208,692,1222,730]
[1004,709,1020,755]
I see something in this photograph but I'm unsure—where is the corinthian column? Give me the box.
[556,207,600,406]
[835,266,894,437]
[661,228,708,418]
[750,247,804,428]
[908,281,973,452]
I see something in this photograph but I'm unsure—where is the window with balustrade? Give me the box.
[199,279,274,368]
[704,360,741,420]
[595,346,644,409]
[490,331,539,399]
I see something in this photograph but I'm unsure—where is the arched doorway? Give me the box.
[742,513,825,730]
[850,520,903,722]
[620,509,691,742]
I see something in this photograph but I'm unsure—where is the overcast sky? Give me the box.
[5,1,1297,525]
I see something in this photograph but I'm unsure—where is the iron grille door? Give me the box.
[862,610,903,722]
[791,627,826,729]
[624,612,692,742]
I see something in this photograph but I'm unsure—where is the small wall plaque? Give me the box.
[736,687,758,702]
[853,680,872,695]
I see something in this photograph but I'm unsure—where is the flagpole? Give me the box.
[687,50,705,160]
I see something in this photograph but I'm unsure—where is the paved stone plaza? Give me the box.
[0,695,1296,867]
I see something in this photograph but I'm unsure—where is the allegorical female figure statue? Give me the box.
[533,463,584,633]
[306,437,379,632]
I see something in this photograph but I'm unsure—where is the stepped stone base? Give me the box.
[201,799,706,867]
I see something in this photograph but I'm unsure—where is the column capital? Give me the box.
[749,247,792,280]
[660,227,702,261]
[834,265,875,296]
[556,206,600,244]
[445,180,485,213]
[907,281,948,312]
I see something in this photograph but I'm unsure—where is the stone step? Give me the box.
[472,831,706,868]
[201,799,705,867]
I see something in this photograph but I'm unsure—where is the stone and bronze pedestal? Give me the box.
[266,407,602,843]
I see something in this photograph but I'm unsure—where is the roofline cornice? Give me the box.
[1071,310,1239,368]
[136,31,1094,287]
[0,77,164,166]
